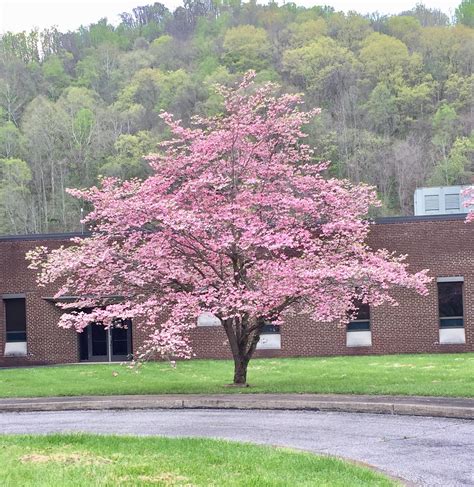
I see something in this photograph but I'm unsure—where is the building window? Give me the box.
[257,322,281,350]
[261,323,280,334]
[424,194,439,212]
[4,298,27,342]
[347,302,370,331]
[347,301,372,347]
[3,296,27,356]
[445,194,460,211]
[437,277,465,344]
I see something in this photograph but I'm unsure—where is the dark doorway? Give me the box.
[79,320,132,362]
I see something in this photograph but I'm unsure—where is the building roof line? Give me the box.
[374,214,467,224]
[0,213,469,241]
[0,232,88,242]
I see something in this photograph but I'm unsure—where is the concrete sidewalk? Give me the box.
[0,393,473,419]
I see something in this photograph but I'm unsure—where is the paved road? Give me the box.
[0,409,472,486]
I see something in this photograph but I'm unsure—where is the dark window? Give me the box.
[347,301,370,332]
[438,317,464,328]
[438,281,464,328]
[4,298,27,342]
[261,323,280,334]
[347,320,371,331]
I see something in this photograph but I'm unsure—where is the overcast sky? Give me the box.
[0,1,459,33]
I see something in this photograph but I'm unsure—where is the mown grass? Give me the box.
[0,434,398,486]
[0,353,473,398]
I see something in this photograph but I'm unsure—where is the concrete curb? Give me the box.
[1,394,473,419]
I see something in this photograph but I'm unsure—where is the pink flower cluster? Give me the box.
[463,187,474,222]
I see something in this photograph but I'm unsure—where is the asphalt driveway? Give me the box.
[0,409,472,486]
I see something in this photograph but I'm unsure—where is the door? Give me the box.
[90,324,108,361]
[111,324,132,361]
[79,321,132,362]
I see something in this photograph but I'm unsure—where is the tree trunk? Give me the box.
[233,355,249,385]
[221,316,263,386]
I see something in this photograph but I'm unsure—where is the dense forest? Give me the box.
[0,1,473,234]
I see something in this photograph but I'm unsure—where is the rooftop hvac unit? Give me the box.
[413,186,471,216]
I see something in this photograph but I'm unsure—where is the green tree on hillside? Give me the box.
[456,0,474,27]
[0,1,471,233]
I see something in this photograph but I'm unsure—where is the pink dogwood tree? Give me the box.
[28,73,430,385]
[463,187,474,222]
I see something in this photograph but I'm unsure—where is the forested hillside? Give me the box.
[0,1,473,234]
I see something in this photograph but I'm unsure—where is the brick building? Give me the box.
[1,213,473,367]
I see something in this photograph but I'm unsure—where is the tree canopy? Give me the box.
[28,75,430,384]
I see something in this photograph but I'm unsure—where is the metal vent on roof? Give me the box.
[445,193,460,210]
[424,194,439,211]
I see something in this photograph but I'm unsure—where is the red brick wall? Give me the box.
[0,237,79,367]
[367,218,473,355]
[1,216,473,367]
[188,217,474,358]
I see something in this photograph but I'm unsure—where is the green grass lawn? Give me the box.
[1,353,473,398]
[0,434,398,486]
